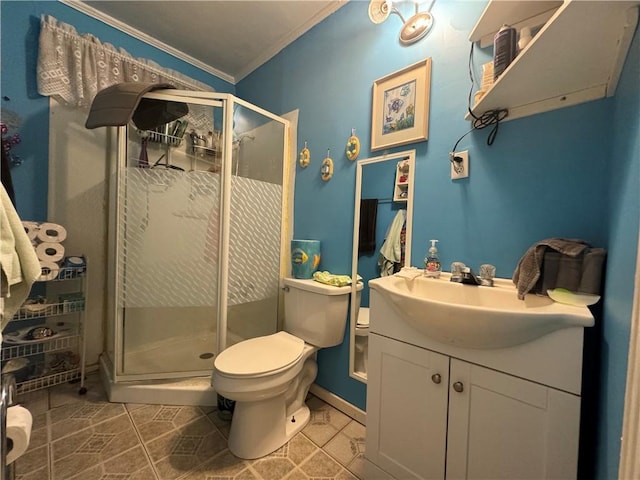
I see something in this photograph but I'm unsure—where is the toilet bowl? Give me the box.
[212,277,361,459]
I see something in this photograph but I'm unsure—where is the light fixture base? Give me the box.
[368,0,391,24]
[399,12,434,45]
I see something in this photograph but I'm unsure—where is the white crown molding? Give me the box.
[60,0,236,85]
[234,0,348,82]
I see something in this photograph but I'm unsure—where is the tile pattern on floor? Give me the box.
[13,374,365,480]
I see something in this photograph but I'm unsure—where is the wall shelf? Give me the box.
[467,0,639,122]
[393,160,411,203]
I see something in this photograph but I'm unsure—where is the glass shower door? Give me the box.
[115,98,223,379]
[223,100,287,347]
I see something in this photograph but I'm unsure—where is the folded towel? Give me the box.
[358,199,378,255]
[512,238,593,300]
[313,271,361,287]
[1,185,41,329]
[395,266,423,280]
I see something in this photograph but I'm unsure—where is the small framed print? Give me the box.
[371,58,432,151]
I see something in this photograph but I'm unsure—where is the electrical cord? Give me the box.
[450,42,508,164]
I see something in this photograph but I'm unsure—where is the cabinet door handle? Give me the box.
[431,373,442,384]
[453,381,464,393]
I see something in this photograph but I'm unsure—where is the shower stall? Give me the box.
[99,90,290,405]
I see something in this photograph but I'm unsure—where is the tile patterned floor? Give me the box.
[13,374,366,480]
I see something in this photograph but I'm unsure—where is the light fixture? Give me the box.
[368,0,434,45]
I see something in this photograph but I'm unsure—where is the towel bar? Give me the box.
[0,374,17,480]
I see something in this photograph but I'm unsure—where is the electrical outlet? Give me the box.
[451,150,469,180]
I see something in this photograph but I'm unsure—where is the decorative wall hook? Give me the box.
[321,149,333,181]
[299,141,310,168]
[346,128,360,161]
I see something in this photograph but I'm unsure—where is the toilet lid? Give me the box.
[214,331,305,376]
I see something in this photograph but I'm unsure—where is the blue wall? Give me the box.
[0,1,234,221]
[237,1,640,477]
[598,20,640,480]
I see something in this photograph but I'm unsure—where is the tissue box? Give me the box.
[538,248,606,295]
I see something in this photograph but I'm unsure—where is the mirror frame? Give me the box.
[349,149,415,383]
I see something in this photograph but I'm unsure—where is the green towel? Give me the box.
[1,185,41,330]
[313,271,360,287]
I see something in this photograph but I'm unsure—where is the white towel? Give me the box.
[395,266,423,280]
[1,185,41,330]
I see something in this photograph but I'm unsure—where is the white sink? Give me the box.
[368,273,594,349]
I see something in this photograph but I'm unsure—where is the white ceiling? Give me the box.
[71,1,347,84]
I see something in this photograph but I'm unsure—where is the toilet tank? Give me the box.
[283,277,363,348]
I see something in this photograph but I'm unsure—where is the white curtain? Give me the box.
[37,15,214,131]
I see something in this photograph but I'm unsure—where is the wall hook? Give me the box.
[346,128,360,161]
[321,149,333,181]
[299,141,310,168]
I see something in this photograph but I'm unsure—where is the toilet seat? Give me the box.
[214,331,305,377]
[356,307,370,333]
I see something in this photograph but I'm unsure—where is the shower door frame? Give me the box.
[108,91,291,383]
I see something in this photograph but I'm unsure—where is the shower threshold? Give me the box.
[99,354,218,406]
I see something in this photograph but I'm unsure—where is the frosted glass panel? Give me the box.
[118,168,219,307]
[226,104,285,343]
[227,176,282,304]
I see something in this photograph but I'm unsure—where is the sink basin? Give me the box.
[368,273,594,349]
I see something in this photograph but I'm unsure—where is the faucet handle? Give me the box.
[450,262,466,281]
[479,264,496,286]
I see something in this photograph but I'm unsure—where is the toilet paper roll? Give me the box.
[36,242,65,263]
[36,222,67,243]
[39,260,60,281]
[6,405,33,465]
[21,221,40,242]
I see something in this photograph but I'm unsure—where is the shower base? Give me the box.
[99,354,218,406]
[98,329,251,406]
[124,331,217,376]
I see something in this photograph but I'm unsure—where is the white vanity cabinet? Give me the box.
[446,358,579,480]
[365,289,586,480]
[366,334,449,479]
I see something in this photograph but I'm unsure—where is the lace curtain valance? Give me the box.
[37,15,214,131]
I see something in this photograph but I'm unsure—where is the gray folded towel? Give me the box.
[512,238,600,300]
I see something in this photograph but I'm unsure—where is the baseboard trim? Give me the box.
[309,383,366,426]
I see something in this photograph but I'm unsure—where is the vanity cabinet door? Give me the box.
[366,333,450,480]
[446,359,581,480]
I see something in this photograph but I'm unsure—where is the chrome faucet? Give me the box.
[459,267,481,285]
[450,264,495,286]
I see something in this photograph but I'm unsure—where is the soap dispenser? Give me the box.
[424,239,442,278]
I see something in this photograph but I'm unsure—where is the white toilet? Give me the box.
[212,277,360,459]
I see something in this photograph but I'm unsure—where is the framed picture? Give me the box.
[370,58,432,151]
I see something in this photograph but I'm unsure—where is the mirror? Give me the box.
[350,150,415,383]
